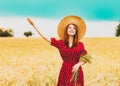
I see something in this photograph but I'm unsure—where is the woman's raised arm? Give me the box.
[27,18,50,43]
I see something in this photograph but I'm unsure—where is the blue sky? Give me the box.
[0,0,120,21]
[0,0,119,37]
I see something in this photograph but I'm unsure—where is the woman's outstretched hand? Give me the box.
[27,18,50,43]
[27,18,34,26]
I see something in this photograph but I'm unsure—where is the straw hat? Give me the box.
[57,15,86,40]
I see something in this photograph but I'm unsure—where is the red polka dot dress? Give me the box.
[51,38,87,86]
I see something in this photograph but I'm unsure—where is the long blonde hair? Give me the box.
[63,23,78,48]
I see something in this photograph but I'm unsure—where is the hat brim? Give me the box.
[57,15,86,40]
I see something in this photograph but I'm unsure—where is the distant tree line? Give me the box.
[0,21,120,37]
[115,22,120,37]
[24,31,33,37]
[0,28,14,37]
[0,27,33,37]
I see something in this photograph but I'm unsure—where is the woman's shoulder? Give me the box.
[51,37,63,42]
[78,41,84,45]
[51,37,65,48]
[51,37,64,45]
[77,41,86,48]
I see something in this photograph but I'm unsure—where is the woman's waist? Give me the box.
[61,61,81,70]
[62,60,78,64]
[62,58,78,62]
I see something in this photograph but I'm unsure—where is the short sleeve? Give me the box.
[51,38,61,48]
[79,42,87,56]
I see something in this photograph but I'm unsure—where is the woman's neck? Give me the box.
[68,36,74,48]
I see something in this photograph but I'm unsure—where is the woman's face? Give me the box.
[67,24,77,36]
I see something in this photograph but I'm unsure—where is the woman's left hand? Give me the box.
[72,63,81,73]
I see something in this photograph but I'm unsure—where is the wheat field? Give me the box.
[0,37,120,86]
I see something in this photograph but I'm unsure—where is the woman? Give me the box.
[27,15,87,86]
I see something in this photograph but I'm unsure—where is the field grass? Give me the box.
[0,37,120,86]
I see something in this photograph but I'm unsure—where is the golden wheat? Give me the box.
[0,37,120,86]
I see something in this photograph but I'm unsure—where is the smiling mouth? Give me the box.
[69,30,74,33]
